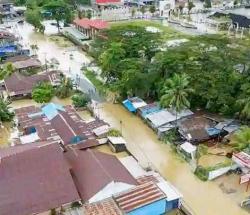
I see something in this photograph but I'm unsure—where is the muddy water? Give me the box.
[99,103,248,215]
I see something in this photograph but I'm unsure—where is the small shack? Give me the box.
[107,136,127,153]
[123,97,147,113]
[180,141,197,160]
[137,102,160,119]
[92,124,110,138]
[178,116,217,144]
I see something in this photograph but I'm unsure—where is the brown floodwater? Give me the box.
[3,20,249,215]
[98,103,249,215]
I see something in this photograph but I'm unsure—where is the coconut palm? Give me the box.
[237,84,250,120]
[160,73,193,127]
[230,127,250,151]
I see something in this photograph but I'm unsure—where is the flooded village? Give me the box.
[1,0,250,215]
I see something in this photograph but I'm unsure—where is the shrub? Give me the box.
[71,93,90,108]
[194,166,209,181]
[107,128,122,137]
[32,82,54,103]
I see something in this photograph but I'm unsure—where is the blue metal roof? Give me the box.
[122,99,136,113]
[41,103,65,120]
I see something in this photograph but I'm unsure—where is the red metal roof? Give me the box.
[114,182,165,213]
[95,0,121,5]
[0,143,80,215]
[74,18,108,30]
[83,198,123,215]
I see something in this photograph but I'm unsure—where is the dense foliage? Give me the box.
[0,99,14,122]
[55,77,73,98]
[71,93,90,108]
[32,82,54,103]
[22,0,74,32]
[230,127,250,151]
[91,23,250,119]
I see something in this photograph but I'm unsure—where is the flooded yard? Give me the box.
[98,102,249,215]
[1,19,249,215]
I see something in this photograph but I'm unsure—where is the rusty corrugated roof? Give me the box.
[114,182,165,213]
[83,198,123,215]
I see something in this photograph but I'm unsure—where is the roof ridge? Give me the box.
[88,150,114,181]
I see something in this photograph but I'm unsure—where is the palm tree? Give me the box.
[0,63,15,80]
[237,85,250,120]
[230,127,250,151]
[160,73,193,128]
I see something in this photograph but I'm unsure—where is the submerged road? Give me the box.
[9,20,249,215]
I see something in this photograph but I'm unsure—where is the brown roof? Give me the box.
[15,104,108,145]
[65,149,138,201]
[83,198,123,215]
[4,71,58,96]
[69,139,100,150]
[178,116,216,143]
[4,55,30,63]
[12,58,41,70]
[114,182,165,213]
[0,143,80,215]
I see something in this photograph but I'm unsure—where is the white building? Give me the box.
[159,0,175,18]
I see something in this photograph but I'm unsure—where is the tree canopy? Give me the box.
[32,82,54,103]
[91,22,250,120]
[0,99,14,122]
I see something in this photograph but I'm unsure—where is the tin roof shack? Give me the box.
[137,102,160,119]
[180,141,197,160]
[65,148,138,203]
[145,109,193,138]
[107,136,127,153]
[15,103,108,145]
[73,18,108,39]
[4,71,60,99]
[0,143,81,215]
[93,124,110,138]
[123,97,147,113]
[177,115,217,144]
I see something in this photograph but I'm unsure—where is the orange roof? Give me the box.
[74,18,108,30]
[114,182,165,213]
[83,198,122,215]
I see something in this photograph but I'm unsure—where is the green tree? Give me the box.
[25,9,44,32]
[0,99,14,122]
[237,84,250,120]
[204,0,212,8]
[43,0,73,32]
[131,7,136,18]
[71,93,90,108]
[55,77,73,98]
[140,6,146,15]
[32,82,54,103]
[160,73,193,127]
[230,127,250,151]
[0,63,15,80]
[187,1,195,14]
[149,5,156,14]
[99,42,126,82]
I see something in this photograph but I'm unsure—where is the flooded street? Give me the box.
[99,103,249,215]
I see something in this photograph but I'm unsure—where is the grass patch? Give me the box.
[110,20,188,40]
[84,70,107,96]
[49,35,73,47]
